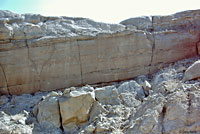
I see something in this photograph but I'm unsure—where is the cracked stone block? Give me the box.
[37,96,61,129]
[59,90,95,132]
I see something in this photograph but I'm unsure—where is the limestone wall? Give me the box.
[0,10,200,94]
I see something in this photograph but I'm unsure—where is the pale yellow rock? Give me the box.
[59,91,95,131]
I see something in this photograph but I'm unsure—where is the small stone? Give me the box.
[142,80,151,91]
[63,88,71,95]
[95,124,109,133]
[46,91,61,98]
[85,125,95,133]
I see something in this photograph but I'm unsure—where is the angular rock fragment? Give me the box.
[59,90,95,132]
[118,80,145,100]
[183,60,200,81]
[37,95,61,129]
[0,23,13,40]
[95,86,121,105]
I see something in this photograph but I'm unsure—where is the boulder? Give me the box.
[24,14,41,24]
[0,23,13,40]
[119,93,141,107]
[95,86,121,105]
[118,80,145,100]
[183,60,200,81]
[0,10,21,18]
[37,95,61,129]
[59,90,95,132]
[13,23,44,40]
[120,16,152,30]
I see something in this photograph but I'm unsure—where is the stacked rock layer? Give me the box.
[0,10,200,95]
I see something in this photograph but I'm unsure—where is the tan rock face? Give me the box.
[0,9,200,94]
[59,91,95,131]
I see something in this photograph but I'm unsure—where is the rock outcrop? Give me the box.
[0,56,200,134]
[0,10,200,94]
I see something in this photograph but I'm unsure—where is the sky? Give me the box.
[0,0,200,23]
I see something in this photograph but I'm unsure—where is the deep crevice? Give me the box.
[77,40,83,85]
[187,92,192,114]
[0,63,10,95]
[195,33,200,56]
[148,16,156,73]
[58,100,64,133]
[160,106,167,134]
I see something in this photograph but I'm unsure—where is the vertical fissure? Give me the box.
[148,16,156,73]
[24,33,39,76]
[77,40,83,85]
[25,38,41,92]
[0,63,10,95]
[25,32,56,91]
[38,44,56,90]
[161,106,167,134]
[58,100,64,132]
[195,33,200,56]
[187,92,192,114]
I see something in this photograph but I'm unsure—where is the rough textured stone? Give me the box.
[183,60,200,81]
[95,86,121,105]
[37,95,61,129]
[118,80,145,100]
[59,90,95,132]
[120,16,152,30]
[142,80,151,91]
[0,9,200,95]
[0,23,13,40]
[0,57,200,134]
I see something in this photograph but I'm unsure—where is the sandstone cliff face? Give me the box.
[0,10,200,94]
[1,56,200,134]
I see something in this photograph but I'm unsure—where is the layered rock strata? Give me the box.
[0,10,200,94]
[1,56,200,134]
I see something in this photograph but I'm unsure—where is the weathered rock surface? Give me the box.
[95,86,121,105]
[118,80,145,100]
[59,90,95,132]
[183,60,200,81]
[37,94,61,129]
[0,9,200,94]
[0,56,200,134]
